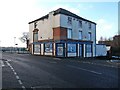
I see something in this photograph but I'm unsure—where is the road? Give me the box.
[1,52,120,89]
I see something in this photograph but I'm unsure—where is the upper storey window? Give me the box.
[88,32,92,40]
[67,28,72,39]
[78,20,82,28]
[79,31,82,40]
[88,22,92,29]
[67,17,72,25]
[34,22,37,28]
[33,29,38,42]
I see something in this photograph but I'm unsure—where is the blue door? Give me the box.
[56,43,65,57]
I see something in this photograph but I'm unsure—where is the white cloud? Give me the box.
[96,19,113,42]
[50,4,80,15]
[0,0,82,47]
[77,4,94,11]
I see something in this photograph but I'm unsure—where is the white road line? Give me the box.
[16,75,20,79]
[1,60,5,67]
[22,86,25,89]
[67,65,102,75]
[82,61,118,68]
[5,61,11,66]
[10,67,14,70]
[14,72,17,75]
[53,58,61,60]
[95,63,117,68]
[5,59,26,89]
[18,80,23,85]
[12,69,15,72]
[9,65,12,68]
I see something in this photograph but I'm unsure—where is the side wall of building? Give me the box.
[60,14,96,57]
[29,13,61,42]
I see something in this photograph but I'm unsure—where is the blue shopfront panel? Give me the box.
[56,43,65,57]
[67,43,77,57]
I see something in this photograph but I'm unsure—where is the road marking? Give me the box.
[84,62,91,64]
[14,72,17,75]
[5,61,11,66]
[67,65,102,75]
[1,60,5,67]
[49,61,57,63]
[10,67,14,70]
[53,58,61,60]
[22,86,26,90]
[5,59,26,89]
[82,61,118,68]
[16,76,20,79]
[95,63,117,68]
[12,69,15,72]
[18,80,23,85]
[7,59,12,62]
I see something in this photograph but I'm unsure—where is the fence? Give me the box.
[1,47,30,54]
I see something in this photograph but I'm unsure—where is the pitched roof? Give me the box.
[28,8,96,24]
[28,14,48,24]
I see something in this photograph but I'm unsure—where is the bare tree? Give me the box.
[19,32,29,48]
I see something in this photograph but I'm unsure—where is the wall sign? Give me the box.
[45,43,52,53]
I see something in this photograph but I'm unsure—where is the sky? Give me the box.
[0,0,119,47]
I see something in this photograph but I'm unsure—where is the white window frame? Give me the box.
[33,32,38,42]
[34,22,37,28]
[86,44,92,53]
[78,20,82,28]
[78,31,82,40]
[67,17,72,25]
[88,22,92,29]
[34,44,40,53]
[67,28,72,39]
[88,32,92,40]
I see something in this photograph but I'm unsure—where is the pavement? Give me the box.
[1,52,120,89]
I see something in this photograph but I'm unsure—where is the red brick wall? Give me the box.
[53,27,67,40]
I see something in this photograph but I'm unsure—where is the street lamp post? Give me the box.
[14,37,16,53]
[15,44,18,53]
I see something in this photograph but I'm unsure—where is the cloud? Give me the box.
[0,0,39,47]
[97,19,113,31]
[96,19,113,42]
[77,4,94,10]
[1,1,81,47]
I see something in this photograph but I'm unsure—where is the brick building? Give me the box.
[28,8,96,57]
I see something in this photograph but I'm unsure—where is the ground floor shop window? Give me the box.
[86,44,92,57]
[86,44,92,53]
[34,44,40,54]
[67,43,76,53]
[57,44,64,56]
[44,43,52,53]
